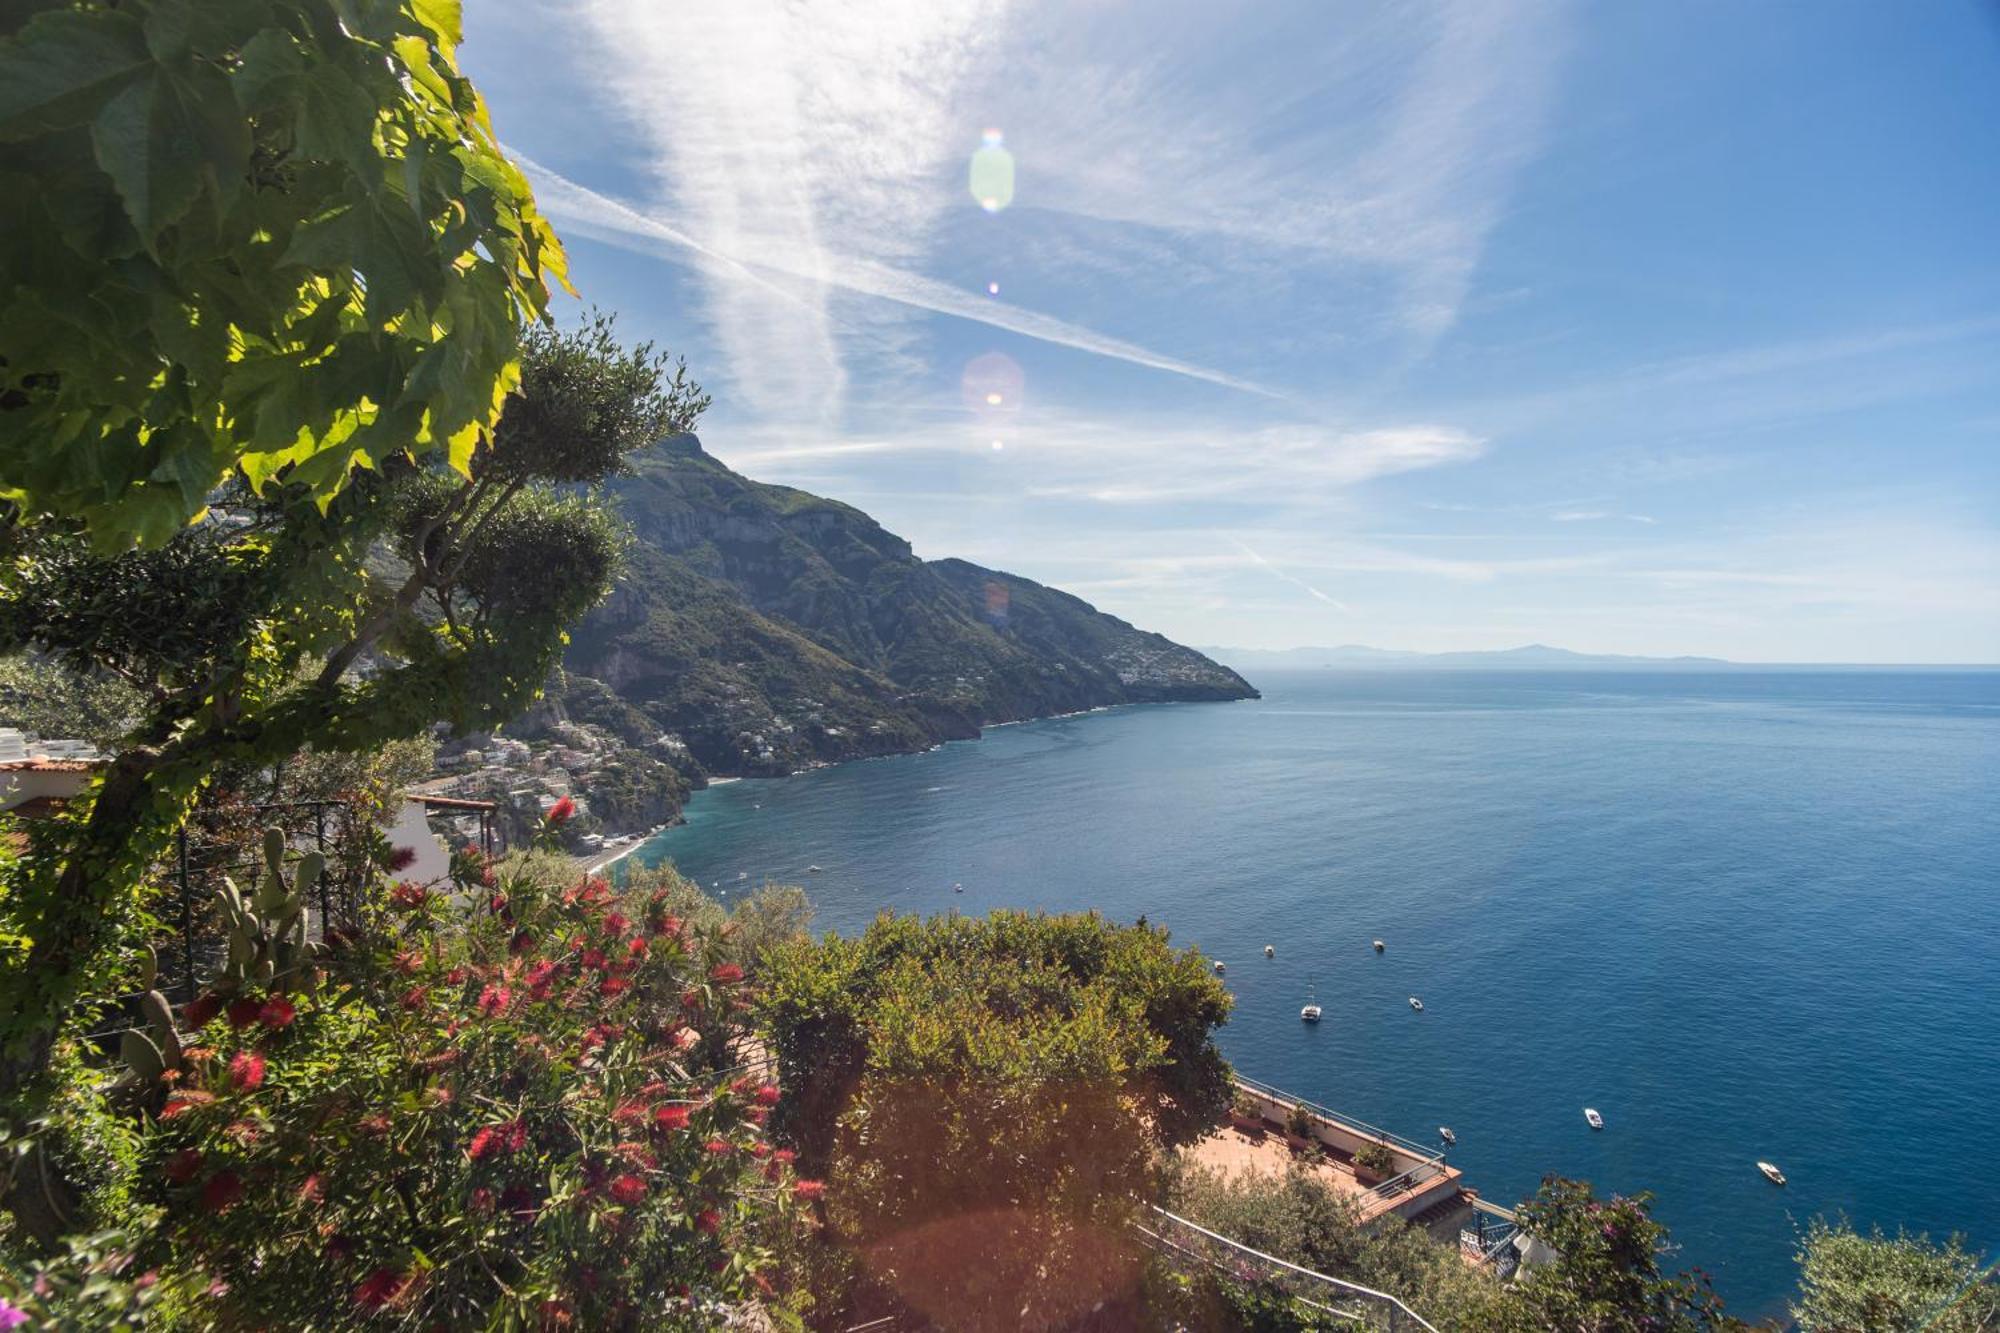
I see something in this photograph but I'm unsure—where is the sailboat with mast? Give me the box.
[1300,983,1322,1023]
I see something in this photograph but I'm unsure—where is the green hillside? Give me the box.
[557,434,1256,781]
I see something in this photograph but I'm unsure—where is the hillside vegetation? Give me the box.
[558,435,1256,779]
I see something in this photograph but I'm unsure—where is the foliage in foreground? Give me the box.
[1792,1219,1999,1332]
[758,910,1232,1331]
[3,841,813,1329]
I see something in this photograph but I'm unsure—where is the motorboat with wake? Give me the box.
[1758,1161,1787,1186]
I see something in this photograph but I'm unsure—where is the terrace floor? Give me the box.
[1181,1120,1461,1226]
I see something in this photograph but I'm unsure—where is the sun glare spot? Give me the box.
[968,130,1015,213]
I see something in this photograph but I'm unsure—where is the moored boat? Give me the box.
[1301,983,1322,1023]
[1758,1161,1786,1185]
[1439,1126,1457,1146]
[1584,1107,1604,1130]
[1408,996,1423,1011]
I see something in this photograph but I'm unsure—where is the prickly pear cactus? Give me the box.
[115,988,186,1091]
[117,827,323,1092]
[216,826,324,996]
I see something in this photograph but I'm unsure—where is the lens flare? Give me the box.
[968,129,1015,213]
[982,580,1011,627]
[986,281,1000,296]
[961,352,1024,420]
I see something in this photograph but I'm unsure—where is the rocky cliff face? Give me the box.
[557,434,1256,797]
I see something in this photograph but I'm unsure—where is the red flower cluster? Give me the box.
[708,962,744,985]
[182,993,221,1029]
[476,983,511,1018]
[352,1268,411,1312]
[387,845,420,872]
[389,881,431,910]
[545,795,576,825]
[793,1179,826,1201]
[607,1173,647,1206]
[227,1051,265,1092]
[654,1105,691,1133]
[258,995,296,1029]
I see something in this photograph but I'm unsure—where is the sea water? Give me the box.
[630,669,2000,1320]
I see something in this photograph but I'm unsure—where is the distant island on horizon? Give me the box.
[1199,643,1999,672]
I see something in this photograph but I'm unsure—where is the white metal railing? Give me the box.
[1140,1205,1442,1331]
[1231,1073,1443,1163]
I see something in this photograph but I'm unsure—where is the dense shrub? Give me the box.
[67,850,813,1329]
[1792,1219,1999,1332]
[758,910,1231,1330]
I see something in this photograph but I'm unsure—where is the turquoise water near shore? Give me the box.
[631,669,2000,1320]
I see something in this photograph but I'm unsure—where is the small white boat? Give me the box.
[1373,939,1385,953]
[1584,1107,1604,1130]
[1213,961,1226,974]
[1758,1161,1787,1186]
[806,864,823,873]
[1439,1127,1457,1146]
[953,882,964,893]
[736,871,748,880]
[1264,945,1275,958]
[1408,997,1423,1011]
[1301,983,1322,1023]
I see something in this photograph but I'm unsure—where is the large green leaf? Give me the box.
[89,61,249,239]
[0,8,151,138]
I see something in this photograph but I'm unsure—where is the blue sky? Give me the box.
[463,1,2000,662]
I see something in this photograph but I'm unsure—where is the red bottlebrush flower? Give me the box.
[352,1268,408,1312]
[579,948,607,971]
[602,911,629,937]
[600,976,629,998]
[747,1106,769,1126]
[468,1187,495,1215]
[708,962,744,985]
[509,929,534,956]
[526,960,559,998]
[182,992,221,1029]
[228,1050,265,1092]
[226,997,263,1030]
[158,1091,214,1120]
[546,796,576,825]
[399,985,428,1011]
[488,891,509,915]
[387,845,419,872]
[695,1208,721,1234]
[504,1118,529,1153]
[257,995,296,1029]
[654,1104,691,1132]
[679,989,702,1012]
[703,1138,732,1156]
[389,880,430,910]
[477,984,511,1018]
[793,1179,826,1201]
[201,1169,243,1212]
[611,1100,648,1128]
[607,1173,646,1206]
[297,1173,323,1204]
[772,1148,797,1166]
[393,949,423,975]
[626,936,648,959]
[223,1118,262,1146]
[164,1148,203,1183]
[753,1083,781,1107]
[467,1127,501,1161]
[747,1141,771,1159]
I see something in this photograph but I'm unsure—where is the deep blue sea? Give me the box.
[630,669,2000,1321]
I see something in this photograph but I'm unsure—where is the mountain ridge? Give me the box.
[546,435,1255,792]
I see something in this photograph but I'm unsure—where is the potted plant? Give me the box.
[1284,1103,1316,1152]
[1352,1141,1397,1185]
[1230,1090,1265,1134]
